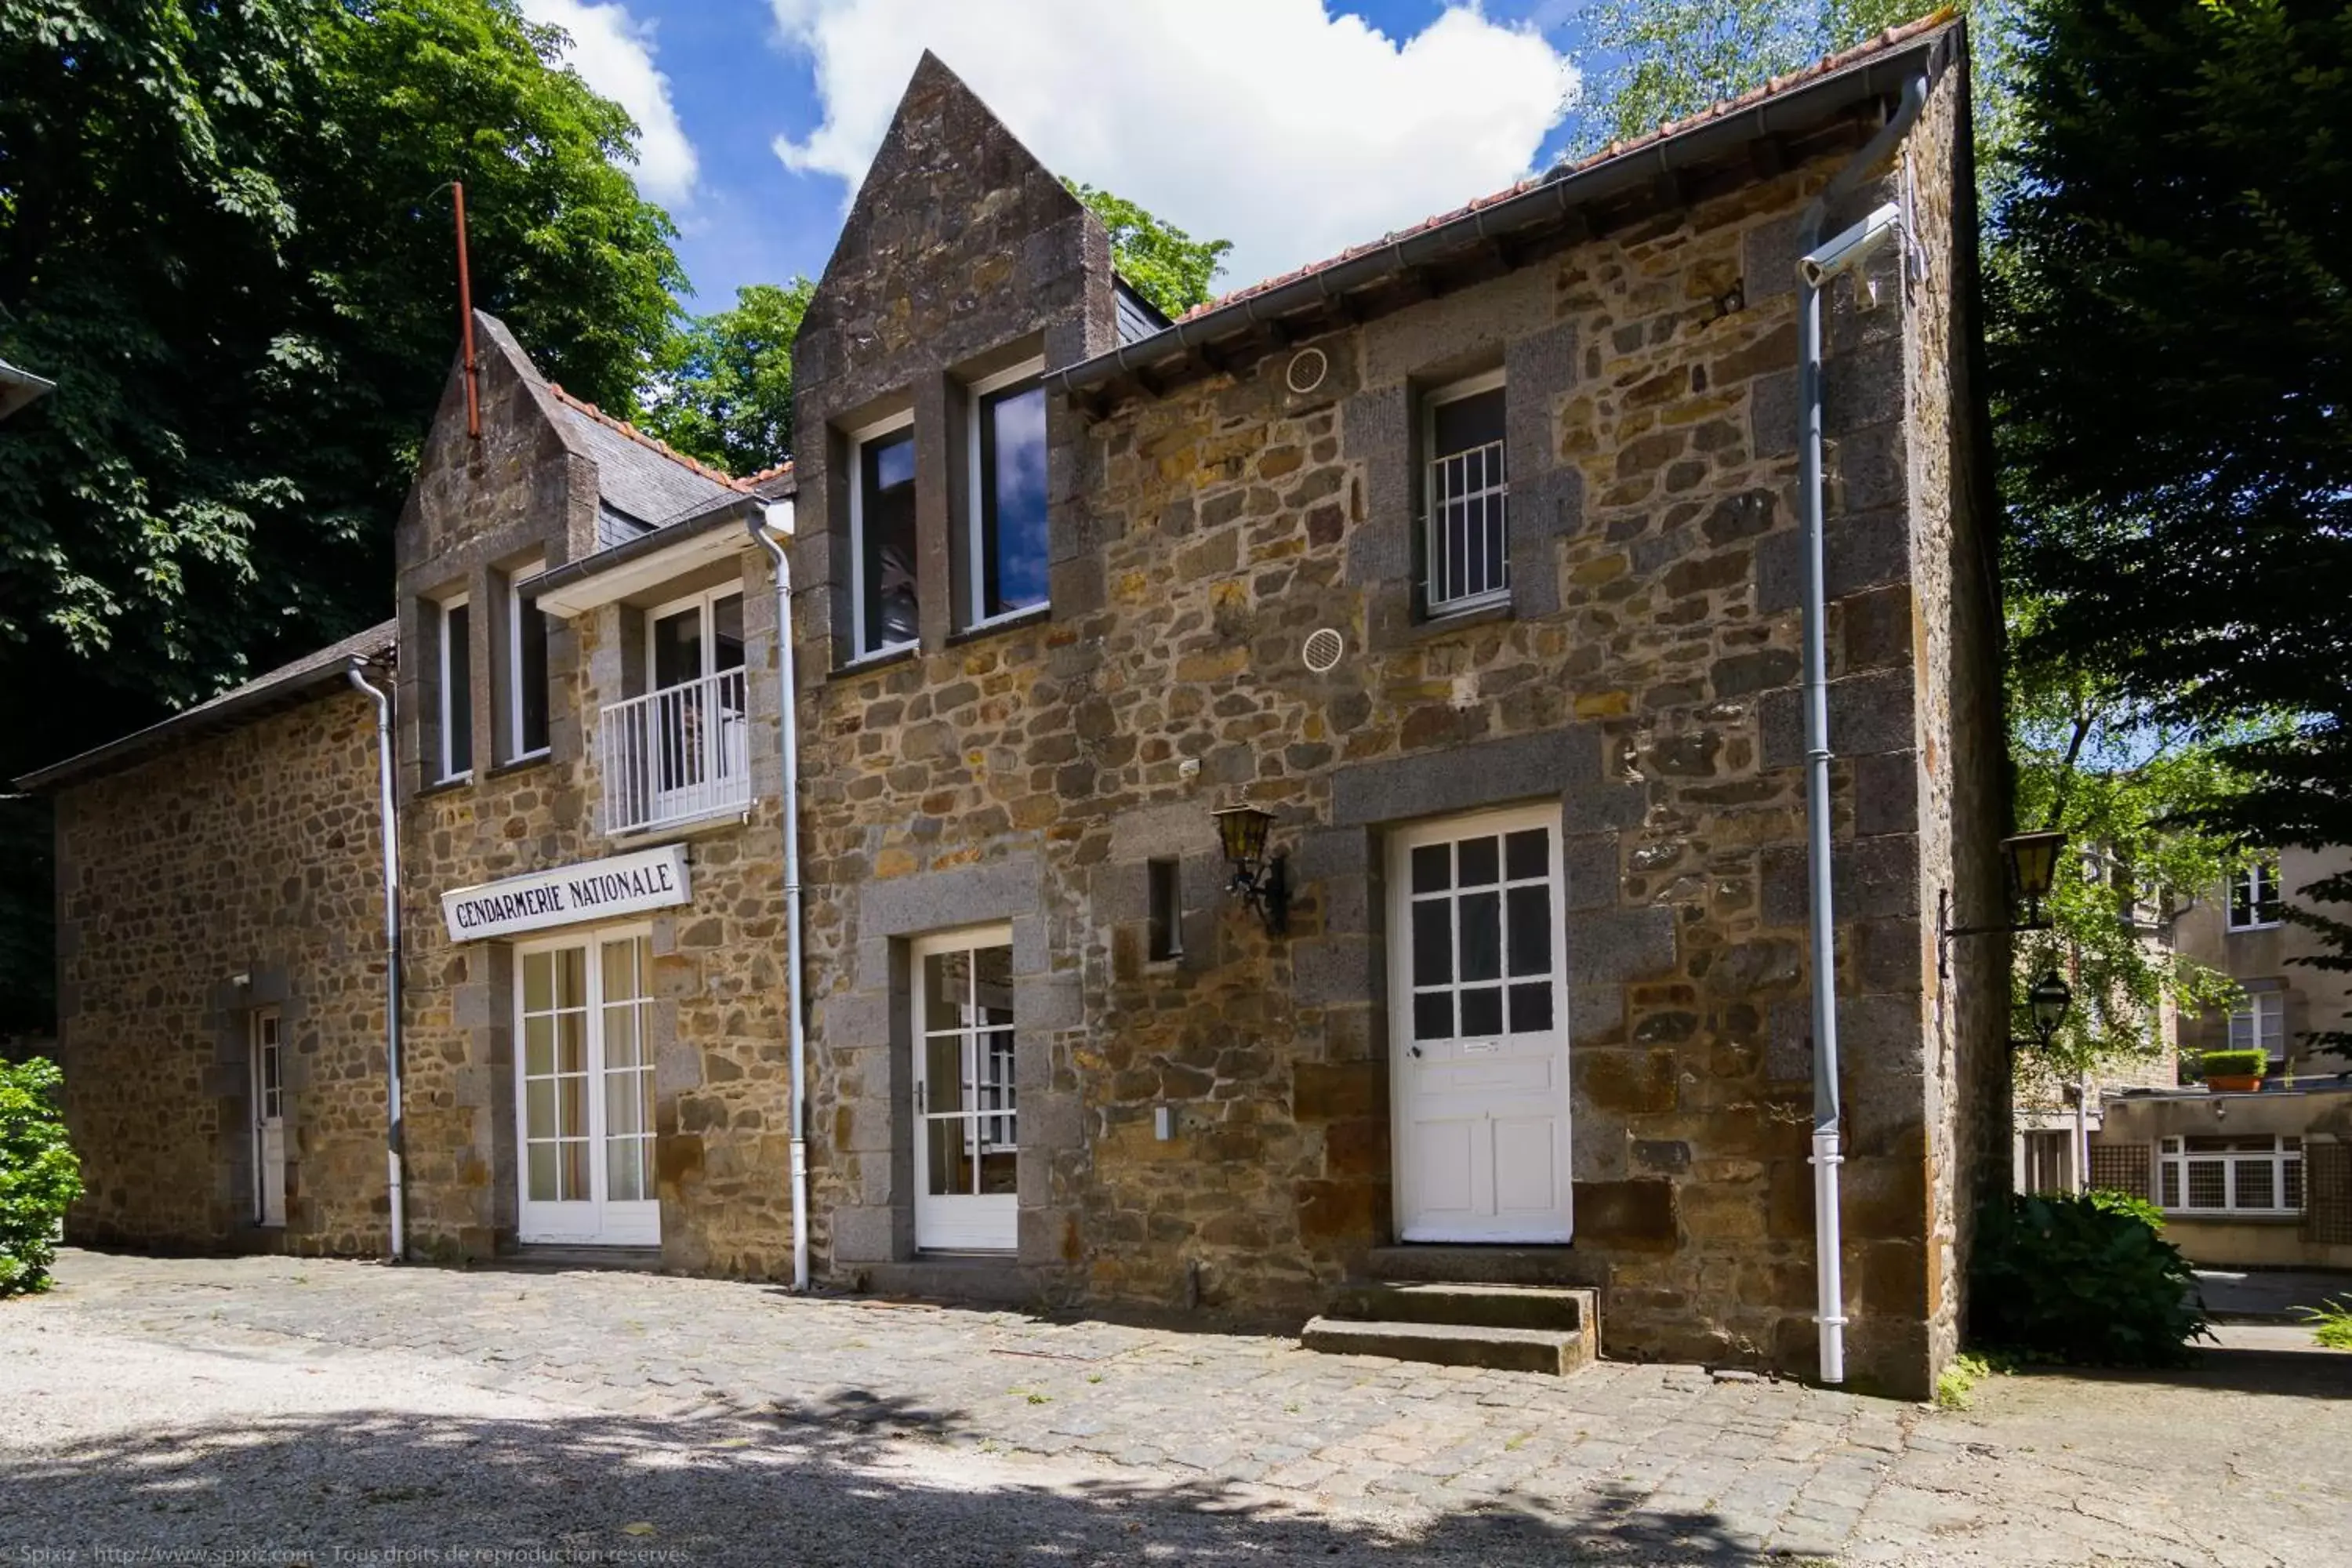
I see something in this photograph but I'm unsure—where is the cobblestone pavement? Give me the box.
[4,1250,2347,1566]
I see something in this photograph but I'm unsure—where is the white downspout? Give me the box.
[747,502,810,1292]
[347,661,405,1261]
[1796,73,1928,1386]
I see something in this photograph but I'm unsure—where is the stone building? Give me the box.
[21,16,2005,1396]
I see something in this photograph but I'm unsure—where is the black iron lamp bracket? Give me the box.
[1936,886,2051,981]
[1229,855,1290,938]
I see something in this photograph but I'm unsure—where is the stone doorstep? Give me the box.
[1326,1281,1594,1334]
[1300,1316,1595,1377]
[480,1244,665,1274]
[1363,1244,1606,1287]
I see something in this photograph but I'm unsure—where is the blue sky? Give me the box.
[518,0,1595,310]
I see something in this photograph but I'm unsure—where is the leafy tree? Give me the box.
[1064,180,1232,318]
[641,280,813,475]
[1989,0,2352,1054]
[0,1057,80,1297]
[0,0,685,1032]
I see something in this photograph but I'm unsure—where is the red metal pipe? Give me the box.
[454,180,480,440]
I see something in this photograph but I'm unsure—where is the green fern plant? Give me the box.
[2296,1298,2352,1352]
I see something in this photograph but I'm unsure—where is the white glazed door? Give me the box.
[913,927,1018,1252]
[516,934,659,1246]
[252,1010,286,1228]
[1388,806,1573,1243]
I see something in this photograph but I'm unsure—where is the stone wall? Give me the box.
[53,692,390,1254]
[783,54,1994,1395]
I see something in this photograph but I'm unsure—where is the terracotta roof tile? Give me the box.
[1178,10,1955,325]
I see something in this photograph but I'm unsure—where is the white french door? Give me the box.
[645,590,748,825]
[1388,805,1573,1243]
[912,927,1019,1252]
[515,931,659,1246]
[251,1009,286,1228]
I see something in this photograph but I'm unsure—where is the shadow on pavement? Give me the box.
[2002,1339,2352,1400]
[2,1390,1782,1566]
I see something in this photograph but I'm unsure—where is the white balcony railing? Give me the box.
[1425,437,1509,614]
[600,669,750,836]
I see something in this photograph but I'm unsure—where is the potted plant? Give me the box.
[2199,1048,2267,1093]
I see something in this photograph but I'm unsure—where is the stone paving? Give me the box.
[5,1248,2350,1565]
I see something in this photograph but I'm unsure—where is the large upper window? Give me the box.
[1422,371,1508,616]
[2158,1134,2302,1214]
[507,564,550,764]
[851,414,919,657]
[967,361,1049,626]
[436,593,473,782]
[2227,989,2285,1061]
[2227,858,2281,931]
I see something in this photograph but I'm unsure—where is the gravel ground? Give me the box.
[3,1249,2349,1566]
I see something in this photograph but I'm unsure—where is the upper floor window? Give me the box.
[2227,989,2285,1060]
[967,359,1048,627]
[851,412,918,657]
[507,564,550,764]
[436,593,473,782]
[1421,370,1508,616]
[2227,858,2281,931]
[601,587,750,838]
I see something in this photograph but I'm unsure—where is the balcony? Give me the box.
[600,669,750,836]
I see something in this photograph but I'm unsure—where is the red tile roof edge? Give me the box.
[1178,10,1958,325]
[546,382,758,493]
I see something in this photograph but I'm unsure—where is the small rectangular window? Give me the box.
[509,566,549,762]
[1148,858,1184,962]
[2227,990,2285,1059]
[2227,858,2281,930]
[438,594,473,781]
[851,415,919,657]
[1421,370,1508,616]
[967,361,1050,626]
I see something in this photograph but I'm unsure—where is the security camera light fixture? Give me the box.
[1798,202,1904,289]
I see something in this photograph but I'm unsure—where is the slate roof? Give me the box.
[546,384,749,528]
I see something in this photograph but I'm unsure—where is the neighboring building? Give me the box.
[20,20,2006,1396]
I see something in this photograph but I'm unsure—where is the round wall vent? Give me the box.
[1284,347,1330,397]
[1302,626,1346,674]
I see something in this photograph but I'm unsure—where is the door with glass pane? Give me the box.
[645,591,748,824]
[515,932,659,1246]
[1387,805,1572,1243]
[251,1009,286,1228]
[912,927,1018,1251]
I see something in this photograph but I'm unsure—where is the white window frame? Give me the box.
[910,923,1019,1253]
[513,926,660,1246]
[2227,858,2282,931]
[2157,1134,2303,1216]
[250,1007,285,1228]
[848,408,919,661]
[506,560,550,764]
[964,355,1051,631]
[1420,368,1510,617]
[436,591,473,783]
[2228,989,2286,1061]
[643,585,746,692]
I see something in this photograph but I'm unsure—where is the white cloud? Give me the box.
[520,0,699,206]
[768,0,1575,294]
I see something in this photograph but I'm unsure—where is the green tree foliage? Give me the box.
[1064,181,1232,318]
[0,0,684,1033]
[1971,1189,2208,1365]
[1990,0,2352,1054]
[641,281,814,476]
[0,1057,80,1297]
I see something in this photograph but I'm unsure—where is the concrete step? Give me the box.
[1364,1244,1604,1287]
[1327,1280,1592,1333]
[1301,1316,1593,1375]
[485,1245,664,1273]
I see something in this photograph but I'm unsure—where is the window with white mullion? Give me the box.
[1421,372,1508,616]
[2227,858,2282,930]
[849,411,919,658]
[2228,990,2285,1060]
[966,358,1050,629]
[2158,1134,2303,1214]
[917,935,1018,1209]
[507,562,550,763]
[1407,825,1557,1044]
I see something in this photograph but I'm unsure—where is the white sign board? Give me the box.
[441,844,691,942]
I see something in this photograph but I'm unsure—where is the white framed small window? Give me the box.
[506,561,550,764]
[436,593,473,782]
[965,357,1050,629]
[2228,990,2286,1060]
[848,409,919,658]
[1421,369,1508,616]
[2227,858,2281,931]
[2158,1134,2303,1214]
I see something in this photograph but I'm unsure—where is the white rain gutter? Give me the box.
[746,502,810,1292]
[1795,71,1928,1387]
[347,660,405,1261]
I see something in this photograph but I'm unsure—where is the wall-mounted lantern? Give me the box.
[2027,969,2073,1048]
[1939,829,2067,979]
[1211,804,1288,938]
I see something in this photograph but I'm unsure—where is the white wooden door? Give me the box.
[913,927,1019,1251]
[252,1009,286,1228]
[516,933,660,1246]
[1388,806,1573,1243]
